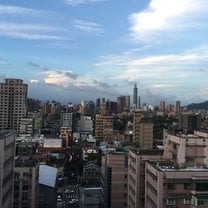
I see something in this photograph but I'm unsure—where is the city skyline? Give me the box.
[0,0,208,105]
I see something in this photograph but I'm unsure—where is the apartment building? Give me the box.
[95,115,114,141]
[133,111,153,148]
[0,79,28,132]
[145,160,208,208]
[0,132,16,208]
[128,149,163,208]
[101,151,128,208]
[14,159,39,208]
[163,131,208,168]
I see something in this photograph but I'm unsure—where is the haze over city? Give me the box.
[0,0,208,105]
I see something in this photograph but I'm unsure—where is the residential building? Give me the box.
[133,111,153,148]
[101,151,128,208]
[19,118,34,136]
[60,112,73,128]
[164,130,208,168]
[81,187,102,208]
[0,79,28,132]
[128,149,163,208]
[95,115,114,141]
[14,159,39,208]
[145,160,208,208]
[83,161,101,187]
[179,113,201,133]
[0,132,16,208]
[59,127,72,147]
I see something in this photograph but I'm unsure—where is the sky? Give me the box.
[1,0,208,106]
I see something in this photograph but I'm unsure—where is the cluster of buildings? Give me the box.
[1,78,208,208]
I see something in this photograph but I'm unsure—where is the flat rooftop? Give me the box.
[0,131,15,139]
[148,160,208,172]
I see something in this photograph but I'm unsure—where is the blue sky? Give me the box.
[0,0,208,105]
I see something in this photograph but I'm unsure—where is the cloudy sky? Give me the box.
[1,0,208,105]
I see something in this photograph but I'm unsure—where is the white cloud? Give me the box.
[0,4,47,16]
[129,0,208,41]
[30,80,39,83]
[64,0,105,6]
[73,19,103,33]
[0,22,66,40]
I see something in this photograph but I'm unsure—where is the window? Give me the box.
[184,198,191,204]
[168,183,175,190]
[198,199,208,206]
[184,183,191,190]
[167,199,175,205]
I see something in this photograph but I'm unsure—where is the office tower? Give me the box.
[95,115,113,141]
[133,84,138,108]
[14,159,39,208]
[0,132,16,208]
[101,152,128,208]
[0,79,28,132]
[175,100,181,116]
[179,113,201,133]
[128,149,163,208]
[159,100,166,112]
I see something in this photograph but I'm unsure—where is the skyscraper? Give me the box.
[133,84,138,108]
[0,79,28,132]
[175,100,181,116]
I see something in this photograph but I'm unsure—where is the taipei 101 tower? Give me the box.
[133,83,138,108]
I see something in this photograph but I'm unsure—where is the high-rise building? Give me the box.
[0,132,16,208]
[0,79,28,132]
[179,113,201,133]
[101,151,128,208]
[175,100,181,116]
[117,95,130,113]
[159,100,166,112]
[133,84,138,108]
[133,111,153,148]
[95,115,113,141]
[14,159,39,208]
[145,160,208,208]
[128,149,163,208]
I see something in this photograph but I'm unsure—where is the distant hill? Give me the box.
[186,100,208,110]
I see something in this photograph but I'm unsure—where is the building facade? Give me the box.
[0,132,16,208]
[14,159,39,208]
[95,115,114,141]
[128,149,163,208]
[0,79,28,132]
[101,152,128,208]
[145,160,208,208]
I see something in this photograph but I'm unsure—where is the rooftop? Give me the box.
[148,160,208,172]
[39,165,57,188]
[0,131,15,139]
